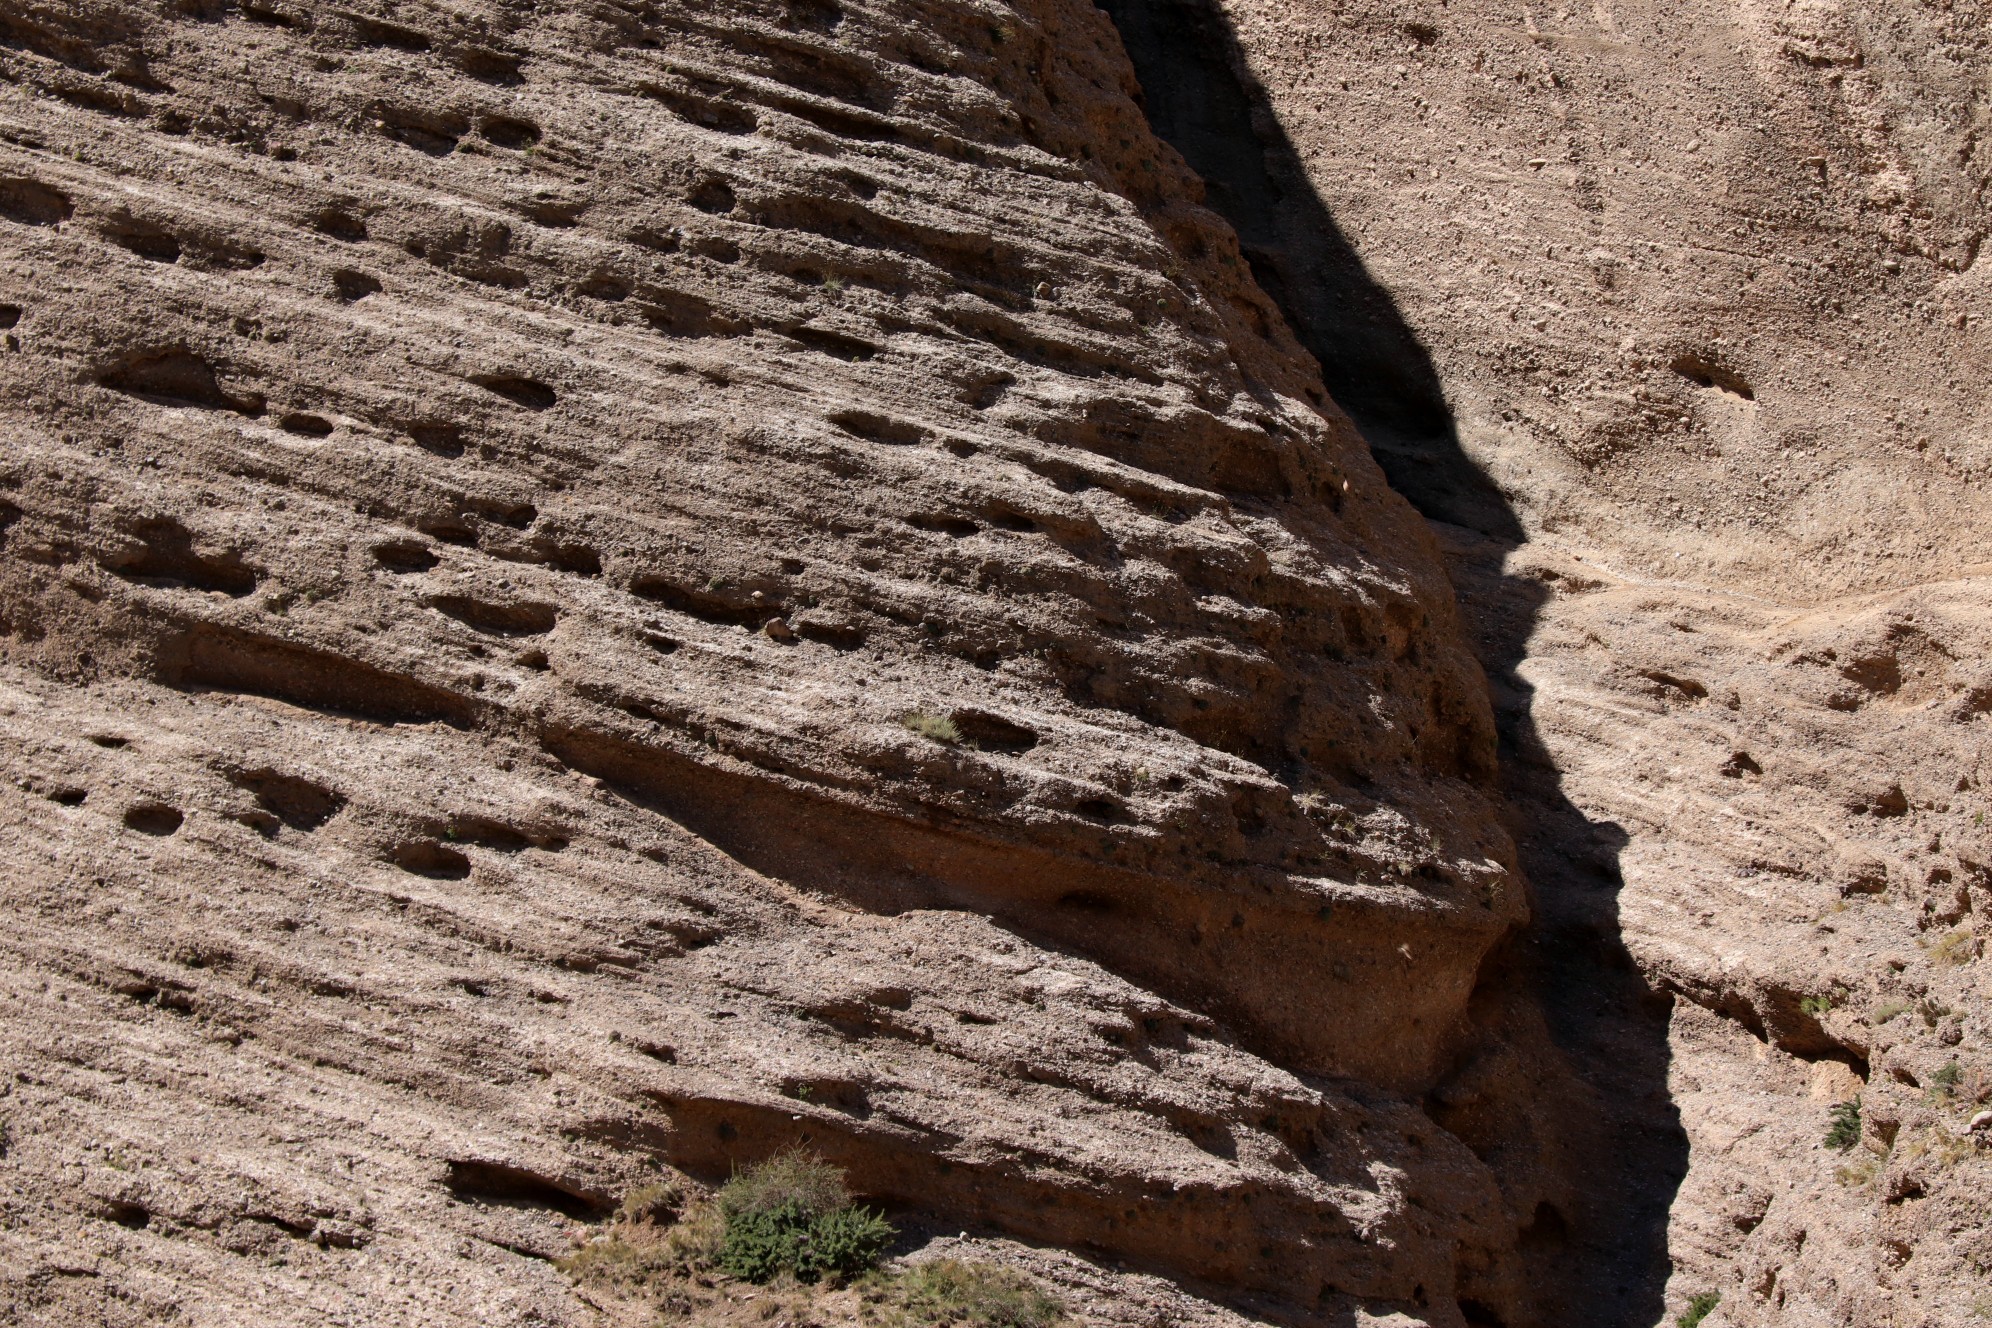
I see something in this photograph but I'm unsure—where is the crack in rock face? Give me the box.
[10,0,1976,1324]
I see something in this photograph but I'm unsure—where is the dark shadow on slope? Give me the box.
[1094,2,1685,1325]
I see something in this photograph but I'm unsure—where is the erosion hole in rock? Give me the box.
[373,541,439,573]
[457,47,523,84]
[124,802,184,836]
[829,408,925,445]
[533,539,602,576]
[232,769,345,832]
[103,516,260,596]
[49,787,87,806]
[408,423,465,457]
[481,115,542,148]
[449,815,564,852]
[950,709,1039,753]
[1670,353,1755,401]
[352,16,430,50]
[159,624,483,727]
[578,272,630,301]
[960,373,1013,409]
[908,513,979,537]
[427,595,558,637]
[417,517,478,546]
[468,497,537,529]
[98,1200,152,1230]
[0,304,20,329]
[629,576,774,629]
[0,177,73,226]
[791,327,879,362]
[443,1160,609,1220]
[687,177,737,214]
[392,839,471,879]
[331,269,380,301]
[279,412,333,438]
[375,104,467,155]
[470,374,557,410]
[984,507,1039,533]
[641,83,758,134]
[105,216,182,263]
[98,348,265,417]
[311,206,367,241]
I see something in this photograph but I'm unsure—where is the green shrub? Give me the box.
[715,1151,893,1284]
[1824,1097,1862,1152]
[1799,994,1836,1017]
[870,1259,1067,1328]
[719,1199,893,1284]
[719,1148,850,1222]
[1677,1290,1720,1328]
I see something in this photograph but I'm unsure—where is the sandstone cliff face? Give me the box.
[6,0,1982,1325]
[1108,1,1992,1324]
[0,0,1585,1325]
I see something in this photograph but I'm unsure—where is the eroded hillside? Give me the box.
[1105,1,1992,1325]
[0,0,1608,1325]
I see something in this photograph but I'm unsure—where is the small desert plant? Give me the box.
[1824,1097,1862,1152]
[1799,993,1838,1017]
[1932,1060,1963,1100]
[1676,1290,1720,1328]
[559,1177,723,1291]
[617,1179,688,1227]
[1873,1000,1910,1025]
[1834,1154,1881,1187]
[866,1259,1067,1328]
[822,274,846,295]
[902,710,962,744]
[715,1150,893,1284]
[1933,929,1977,966]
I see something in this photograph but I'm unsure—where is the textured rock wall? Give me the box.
[0,0,1593,1325]
[1117,1,1992,1325]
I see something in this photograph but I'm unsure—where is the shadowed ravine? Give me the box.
[1094,2,1688,1323]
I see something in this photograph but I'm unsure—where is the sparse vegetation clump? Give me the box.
[903,710,962,745]
[722,1202,895,1284]
[716,1149,894,1285]
[1932,928,1977,966]
[1824,1097,1862,1152]
[1799,992,1838,1017]
[559,1159,1076,1327]
[1873,999,1910,1025]
[1676,1289,1720,1328]
[560,1151,893,1301]
[864,1258,1068,1328]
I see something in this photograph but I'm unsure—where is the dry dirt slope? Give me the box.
[0,0,1628,1325]
[1113,1,1992,1326]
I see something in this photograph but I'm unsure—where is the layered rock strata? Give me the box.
[1118,1,1992,1324]
[0,0,1578,1324]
